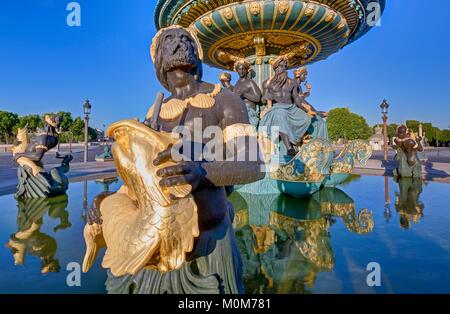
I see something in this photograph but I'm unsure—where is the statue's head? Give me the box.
[294,67,308,82]
[44,114,63,129]
[268,56,289,91]
[151,26,203,91]
[234,59,251,79]
[396,125,408,139]
[272,56,289,75]
[219,72,231,84]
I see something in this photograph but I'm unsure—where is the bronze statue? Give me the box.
[82,25,264,279]
[12,115,73,198]
[219,72,233,91]
[293,67,328,140]
[233,59,262,127]
[259,56,314,156]
[393,125,423,178]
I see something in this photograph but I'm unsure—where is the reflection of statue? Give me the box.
[293,67,328,140]
[82,25,263,280]
[233,59,262,127]
[95,176,119,192]
[231,192,334,293]
[5,195,69,274]
[316,188,374,234]
[12,115,73,198]
[394,177,424,229]
[230,187,374,293]
[393,125,423,178]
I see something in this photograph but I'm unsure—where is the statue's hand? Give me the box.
[305,82,311,92]
[153,146,207,194]
[13,153,23,161]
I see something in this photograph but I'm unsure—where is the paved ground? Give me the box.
[1,146,449,195]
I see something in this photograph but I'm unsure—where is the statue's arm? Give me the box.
[242,81,262,104]
[15,147,46,162]
[154,92,264,192]
[293,85,314,111]
[261,80,271,106]
[200,92,264,187]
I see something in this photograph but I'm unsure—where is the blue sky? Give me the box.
[0,0,449,129]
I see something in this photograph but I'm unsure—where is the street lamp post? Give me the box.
[380,99,389,161]
[83,99,92,163]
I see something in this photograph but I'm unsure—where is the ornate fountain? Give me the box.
[155,0,386,87]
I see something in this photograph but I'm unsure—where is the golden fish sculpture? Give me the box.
[83,119,199,276]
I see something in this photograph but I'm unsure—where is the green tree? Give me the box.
[71,117,85,142]
[43,111,74,132]
[327,108,373,141]
[56,111,73,131]
[442,129,450,145]
[406,120,420,133]
[88,127,98,141]
[15,114,44,133]
[0,111,19,144]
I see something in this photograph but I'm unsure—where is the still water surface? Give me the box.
[0,175,449,294]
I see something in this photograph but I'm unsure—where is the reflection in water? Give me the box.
[395,177,425,229]
[384,176,392,222]
[5,195,70,274]
[95,177,119,192]
[232,188,374,293]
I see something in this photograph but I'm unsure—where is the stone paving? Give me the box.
[1,149,449,196]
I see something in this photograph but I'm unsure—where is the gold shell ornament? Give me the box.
[83,120,200,276]
[146,84,222,120]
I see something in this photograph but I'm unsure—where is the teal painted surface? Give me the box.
[276,180,322,198]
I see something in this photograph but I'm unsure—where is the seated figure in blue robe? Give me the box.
[259,57,326,156]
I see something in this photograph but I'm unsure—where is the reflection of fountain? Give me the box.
[230,187,374,293]
[314,188,374,234]
[394,177,425,229]
[5,195,70,274]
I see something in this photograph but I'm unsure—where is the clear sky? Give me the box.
[1,0,449,129]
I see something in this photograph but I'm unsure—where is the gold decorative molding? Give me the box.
[305,4,315,17]
[203,16,212,27]
[249,2,261,16]
[279,1,289,15]
[223,123,258,144]
[253,35,266,57]
[223,7,234,20]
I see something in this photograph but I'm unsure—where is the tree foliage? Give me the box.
[0,111,19,144]
[0,111,99,144]
[327,108,373,141]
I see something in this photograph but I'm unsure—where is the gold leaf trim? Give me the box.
[147,84,222,121]
[222,123,258,144]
